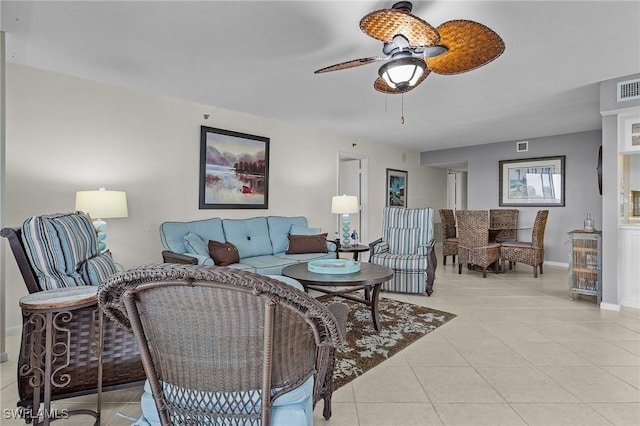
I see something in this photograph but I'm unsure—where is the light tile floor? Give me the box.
[1,263,639,425]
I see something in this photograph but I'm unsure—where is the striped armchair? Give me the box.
[369,207,437,295]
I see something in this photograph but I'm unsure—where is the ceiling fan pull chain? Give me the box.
[401,93,405,124]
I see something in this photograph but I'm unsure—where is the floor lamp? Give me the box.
[75,187,128,252]
[331,195,359,247]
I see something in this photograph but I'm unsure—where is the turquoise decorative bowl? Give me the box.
[307,259,361,274]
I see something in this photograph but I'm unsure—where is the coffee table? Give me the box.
[282,262,393,331]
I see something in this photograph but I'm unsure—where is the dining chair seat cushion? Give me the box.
[500,241,533,248]
[133,375,314,426]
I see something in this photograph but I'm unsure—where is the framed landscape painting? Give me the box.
[199,126,269,209]
[386,168,407,207]
[499,156,565,207]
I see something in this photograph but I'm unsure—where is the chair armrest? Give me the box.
[161,250,198,265]
[369,238,389,255]
[325,239,338,253]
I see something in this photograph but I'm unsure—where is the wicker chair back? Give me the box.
[456,210,501,278]
[99,264,347,425]
[489,209,519,242]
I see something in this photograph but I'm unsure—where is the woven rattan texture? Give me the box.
[360,9,440,46]
[490,209,519,242]
[18,304,145,407]
[456,210,501,277]
[99,264,347,423]
[439,209,458,264]
[427,20,505,75]
[315,57,382,73]
[501,210,549,277]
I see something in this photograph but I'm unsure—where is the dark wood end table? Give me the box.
[337,244,370,261]
[282,262,393,331]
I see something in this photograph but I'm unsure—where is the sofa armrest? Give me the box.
[161,250,198,265]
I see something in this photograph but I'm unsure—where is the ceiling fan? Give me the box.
[315,1,505,94]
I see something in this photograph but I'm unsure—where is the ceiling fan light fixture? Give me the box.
[378,56,425,90]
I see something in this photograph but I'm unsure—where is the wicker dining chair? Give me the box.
[456,210,502,278]
[500,210,549,278]
[439,209,458,265]
[98,264,348,426]
[489,209,519,242]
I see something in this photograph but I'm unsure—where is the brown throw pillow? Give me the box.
[286,233,328,254]
[208,240,240,266]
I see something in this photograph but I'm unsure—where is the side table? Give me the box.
[19,286,103,426]
[337,244,370,261]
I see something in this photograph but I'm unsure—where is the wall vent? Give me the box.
[617,78,640,102]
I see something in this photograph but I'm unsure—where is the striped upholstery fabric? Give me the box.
[21,212,117,290]
[370,207,436,294]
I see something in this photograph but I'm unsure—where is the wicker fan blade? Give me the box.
[374,67,430,94]
[427,20,505,75]
[314,56,385,74]
[360,8,440,47]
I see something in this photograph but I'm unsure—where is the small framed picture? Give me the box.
[386,168,408,207]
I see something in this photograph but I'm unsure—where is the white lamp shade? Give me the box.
[75,189,128,219]
[331,195,359,214]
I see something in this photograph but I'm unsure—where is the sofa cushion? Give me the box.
[274,251,336,263]
[208,240,240,266]
[286,234,328,254]
[22,212,103,290]
[267,216,308,254]
[240,255,296,275]
[223,217,273,258]
[183,232,210,256]
[160,218,225,254]
[290,225,322,235]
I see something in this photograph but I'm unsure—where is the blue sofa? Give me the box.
[160,216,337,275]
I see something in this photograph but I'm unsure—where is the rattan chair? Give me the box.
[456,210,502,278]
[98,264,348,425]
[439,209,458,265]
[500,210,549,278]
[1,215,145,418]
[489,209,519,242]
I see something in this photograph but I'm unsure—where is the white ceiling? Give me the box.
[2,1,639,151]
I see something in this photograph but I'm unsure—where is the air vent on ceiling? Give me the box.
[617,78,640,102]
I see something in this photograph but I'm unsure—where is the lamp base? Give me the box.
[92,219,107,253]
[341,213,351,247]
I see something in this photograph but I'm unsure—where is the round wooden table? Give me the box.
[282,262,393,331]
[337,244,370,261]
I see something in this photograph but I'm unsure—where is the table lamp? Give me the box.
[331,195,359,247]
[75,187,128,252]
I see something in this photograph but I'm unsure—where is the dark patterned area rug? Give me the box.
[320,296,456,390]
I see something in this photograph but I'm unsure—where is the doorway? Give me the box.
[337,152,369,247]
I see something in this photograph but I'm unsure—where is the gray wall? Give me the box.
[420,130,602,264]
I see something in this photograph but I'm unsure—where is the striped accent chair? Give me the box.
[369,207,437,295]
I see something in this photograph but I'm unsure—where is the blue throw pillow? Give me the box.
[183,232,209,256]
[290,225,322,236]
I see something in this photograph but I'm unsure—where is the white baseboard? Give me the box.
[621,299,640,310]
[600,302,621,311]
[544,261,569,268]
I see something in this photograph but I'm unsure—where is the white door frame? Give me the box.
[337,151,369,245]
